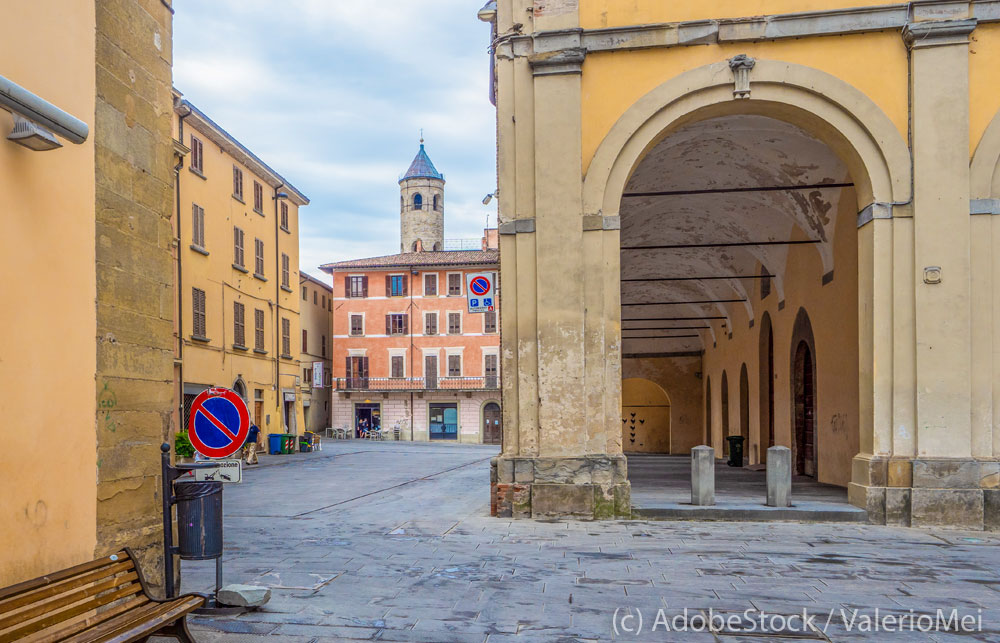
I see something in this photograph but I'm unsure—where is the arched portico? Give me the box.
[493,10,997,527]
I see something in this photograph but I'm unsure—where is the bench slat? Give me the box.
[0,582,141,642]
[24,596,149,643]
[0,562,135,622]
[0,571,139,633]
[65,596,202,643]
[0,554,129,604]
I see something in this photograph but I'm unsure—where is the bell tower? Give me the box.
[399,136,445,252]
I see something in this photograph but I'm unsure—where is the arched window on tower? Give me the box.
[433,242,442,251]
[413,193,423,210]
[400,195,404,212]
[433,195,440,211]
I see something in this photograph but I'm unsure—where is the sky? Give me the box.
[173,0,497,283]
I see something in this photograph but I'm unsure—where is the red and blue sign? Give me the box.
[187,387,250,459]
[470,276,491,296]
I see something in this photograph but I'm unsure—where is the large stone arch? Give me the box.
[583,59,911,218]
[971,108,1000,200]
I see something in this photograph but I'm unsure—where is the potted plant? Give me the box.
[175,432,195,463]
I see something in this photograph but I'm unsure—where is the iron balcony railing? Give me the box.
[335,376,499,392]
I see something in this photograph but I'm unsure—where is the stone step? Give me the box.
[632,502,869,523]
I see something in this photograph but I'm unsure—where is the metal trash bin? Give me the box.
[175,481,223,560]
[725,436,746,468]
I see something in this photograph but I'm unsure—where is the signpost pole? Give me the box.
[160,443,175,599]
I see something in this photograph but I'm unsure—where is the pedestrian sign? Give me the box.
[187,387,250,459]
[465,272,495,314]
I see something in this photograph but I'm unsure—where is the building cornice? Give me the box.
[510,1,999,58]
[174,96,310,206]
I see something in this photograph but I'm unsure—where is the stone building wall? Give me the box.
[400,177,444,252]
[94,0,176,587]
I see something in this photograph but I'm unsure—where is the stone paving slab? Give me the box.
[174,442,1000,642]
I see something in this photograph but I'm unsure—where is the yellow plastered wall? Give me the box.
[580,32,909,175]
[0,1,98,584]
[971,24,1000,155]
[701,189,860,487]
[177,113,304,437]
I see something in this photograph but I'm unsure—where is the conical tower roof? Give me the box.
[401,142,444,182]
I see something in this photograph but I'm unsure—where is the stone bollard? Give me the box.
[766,446,792,507]
[691,445,715,506]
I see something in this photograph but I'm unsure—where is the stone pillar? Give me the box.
[691,446,715,506]
[902,13,982,529]
[492,5,629,519]
[766,446,791,507]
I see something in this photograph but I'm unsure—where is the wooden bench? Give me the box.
[0,548,204,643]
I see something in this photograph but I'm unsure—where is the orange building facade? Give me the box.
[323,252,500,443]
[320,142,501,443]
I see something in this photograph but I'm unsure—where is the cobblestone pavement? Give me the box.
[176,442,1000,642]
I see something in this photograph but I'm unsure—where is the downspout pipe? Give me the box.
[175,109,190,422]
[273,182,285,430]
[0,74,89,143]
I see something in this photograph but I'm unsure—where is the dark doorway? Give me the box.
[483,402,501,445]
[355,403,381,438]
[794,341,817,476]
[720,371,729,456]
[739,364,749,463]
[429,403,458,440]
[705,377,712,445]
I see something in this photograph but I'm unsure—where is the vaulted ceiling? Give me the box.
[620,115,851,354]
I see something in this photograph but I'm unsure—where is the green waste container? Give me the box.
[726,436,745,467]
[282,434,295,454]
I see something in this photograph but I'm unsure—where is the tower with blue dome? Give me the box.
[399,136,445,252]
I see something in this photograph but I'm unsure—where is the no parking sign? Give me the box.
[187,387,250,459]
[465,273,495,314]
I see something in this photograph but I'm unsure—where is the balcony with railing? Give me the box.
[335,376,499,392]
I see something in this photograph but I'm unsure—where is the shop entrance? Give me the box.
[355,403,381,438]
[429,403,458,440]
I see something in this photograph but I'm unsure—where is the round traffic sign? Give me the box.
[470,276,491,296]
[187,387,250,459]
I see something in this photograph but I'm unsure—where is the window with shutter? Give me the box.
[254,309,265,350]
[233,166,244,201]
[448,273,461,296]
[234,302,245,347]
[388,314,406,335]
[281,318,290,356]
[389,275,405,297]
[484,311,497,334]
[190,136,204,173]
[424,273,437,296]
[424,312,437,336]
[425,355,438,389]
[253,181,263,213]
[255,239,264,276]
[485,354,498,388]
[280,202,289,231]
[349,276,365,298]
[192,288,206,338]
[448,354,461,377]
[391,355,404,378]
[313,291,317,305]
[282,253,290,287]
[321,335,327,357]
[302,286,307,300]
[448,312,461,335]
[302,329,308,353]
[233,227,244,267]
[191,204,205,248]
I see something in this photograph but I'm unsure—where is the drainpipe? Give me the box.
[175,108,190,425]
[274,182,284,431]
[409,265,415,441]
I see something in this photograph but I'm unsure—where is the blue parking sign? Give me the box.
[470,298,480,307]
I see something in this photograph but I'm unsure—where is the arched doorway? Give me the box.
[705,377,712,445]
[720,371,729,456]
[232,377,247,401]
[793,341,816,476]
[739,364,749,462]
[482,402,501,445]
[621,378,671,453]
[791,308,818,477]
[758,312,775,463]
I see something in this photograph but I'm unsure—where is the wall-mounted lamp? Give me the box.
[482,190,499,205]
[1,73,88,149]
[8,114,61,151]
[273,191,289,200]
